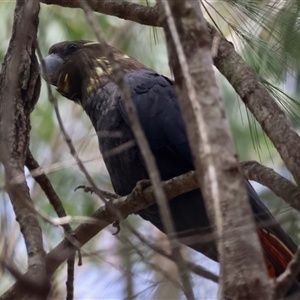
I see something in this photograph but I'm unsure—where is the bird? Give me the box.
[41,40,299,295]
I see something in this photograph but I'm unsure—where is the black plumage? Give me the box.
[42,40,299,294]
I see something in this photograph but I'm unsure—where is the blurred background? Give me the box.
[1,0,300,299]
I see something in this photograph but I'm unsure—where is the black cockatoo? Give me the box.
[41,40,300,295]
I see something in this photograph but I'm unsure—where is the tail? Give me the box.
[258,228,300,295]
[246,182,300,296]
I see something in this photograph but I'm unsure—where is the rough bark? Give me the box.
[157,0,272,298]
[241,161,300,212]
[0,0,49,299]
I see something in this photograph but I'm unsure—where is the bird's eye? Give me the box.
[66,43,79,54]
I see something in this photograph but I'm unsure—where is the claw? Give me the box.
[134,179,152,197]
[112,221,121,235]
[74,185,94,193]
[133,180,155,214]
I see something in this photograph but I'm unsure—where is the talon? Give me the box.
[132,179,155,215]
[134,179,152,198]
[112,221,120,235]
[74,185,94,193]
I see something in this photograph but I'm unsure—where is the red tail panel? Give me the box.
[258,229,293,278]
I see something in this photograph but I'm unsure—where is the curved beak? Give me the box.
[40,54,63,85]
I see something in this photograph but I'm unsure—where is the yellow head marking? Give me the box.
[84,42,100,46]
[63,74,69,93]
[87,78,98,94]
[106,66,112,74]
[96,57,109,64]
[57,73,69,93]
[95,67,104,77]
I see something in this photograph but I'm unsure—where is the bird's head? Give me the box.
[41,40,148,103]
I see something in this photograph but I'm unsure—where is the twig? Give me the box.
[77,1,195,299]
[0,170,207,299]
[25,150,73,233]
[118,218,218,283]
[37,44,107,203]
[66,253,75,300]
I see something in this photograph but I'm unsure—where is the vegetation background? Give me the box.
[1,1,300,298]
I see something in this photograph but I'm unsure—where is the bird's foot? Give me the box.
[131,179,156,215]
[133,179,152,199]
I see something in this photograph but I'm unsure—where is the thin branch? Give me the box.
[0,170,209,300]
[77,1,195,299]
[26,150,84,299]
[78,0,174,246]
[118,218,218,284]
[25,150,73,233]
[37,44,107,203]
[66,254,75,300]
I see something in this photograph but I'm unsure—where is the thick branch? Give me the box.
[158,0,272,298]
[0,171,208,300]
[41,0,300,189]
[207,25,300,187]
[240,161,300,212]
[41,0,159,26]
[0,0,49,299]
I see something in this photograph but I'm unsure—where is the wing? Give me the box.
[118,71,194,170]
[118,70,299,291]
[118,71,216,258]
